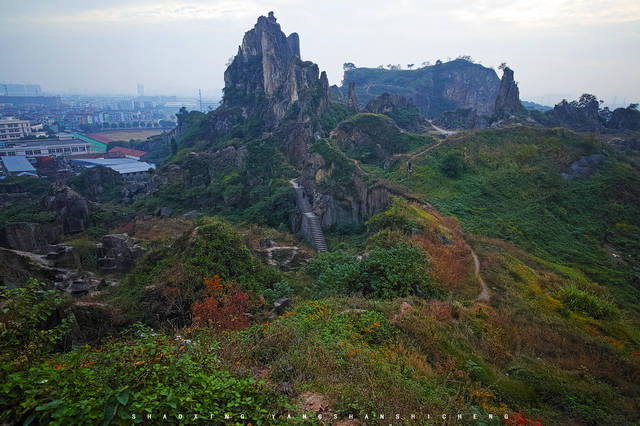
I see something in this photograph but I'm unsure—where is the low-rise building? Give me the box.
[0,138,92,157]
[109,146,146,160]
[1,155,37,176]
[71,157,155,177]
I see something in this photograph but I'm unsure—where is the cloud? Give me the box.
[3,0,286,25]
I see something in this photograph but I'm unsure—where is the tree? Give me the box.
[421,61,431,67]
[498,62,507,71]
[191,275,252,330]
[343,62,356,71]
[578,93,598,109]
[435,59,442,65]
[407,63,414,70]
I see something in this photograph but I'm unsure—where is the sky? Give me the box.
[1,0,639,107]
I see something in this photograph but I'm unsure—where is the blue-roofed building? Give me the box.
[71,157,155,177]
[1,155,37,176]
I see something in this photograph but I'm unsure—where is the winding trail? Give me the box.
[471,249,490,302]
[427,119,458,136]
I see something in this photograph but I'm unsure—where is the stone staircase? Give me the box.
[290,179,328,253]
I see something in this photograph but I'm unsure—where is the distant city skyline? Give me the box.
[1,1,639,107]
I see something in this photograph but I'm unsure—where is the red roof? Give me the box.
[109,146,147,157]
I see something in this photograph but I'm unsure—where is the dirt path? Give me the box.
[427,120,458,136]
[471,249,490,302]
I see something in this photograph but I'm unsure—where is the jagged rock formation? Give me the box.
[605,105,640,131]
[0,222,63,253]
[222,11,329,130]
[347,82,359,110]
[545,94,604,132]
[364,92,426,132]
[42,183,90,234]
[493,67,525,118]
[341,59,501,118]
[96,233,145,274]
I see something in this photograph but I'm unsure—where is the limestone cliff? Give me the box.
[222,11,329,130]
[342,59,500,118]
[347,82,359,110]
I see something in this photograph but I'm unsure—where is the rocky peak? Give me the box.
[493,67,524,118]
[222,12,328,128]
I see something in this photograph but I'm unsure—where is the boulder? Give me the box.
[42,183,90,234]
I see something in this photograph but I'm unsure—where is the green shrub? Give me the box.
[0,324,280,425]
[558,285,619,319]
[305,243,436,299]
[262,280,294,305]
[0,279,70,370]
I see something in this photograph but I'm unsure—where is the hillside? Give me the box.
[2,12,640,426]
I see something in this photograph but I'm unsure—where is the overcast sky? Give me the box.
[1,0,639,106]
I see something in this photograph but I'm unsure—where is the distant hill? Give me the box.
[522,100,552,111]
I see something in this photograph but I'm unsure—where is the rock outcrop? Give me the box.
[347,82,359,110]
[0,222,63,253]
[364,92,426,132]
[493,67,525,118]
[42,183,90,234]
[97,233,145,274]
[544,94,604,132]
[605,105,640,131]
[222,11,329,129]
[433,108,488,130]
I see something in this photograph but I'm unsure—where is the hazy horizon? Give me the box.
[1,0,639,107]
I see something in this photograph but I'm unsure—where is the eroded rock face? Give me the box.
[0,222,63,253]
[347,82,359,110]
[42,183,90,234]
[97,233,145,274]
[222,12,329,129]
[433,107,488,130]
[493,67,525,119]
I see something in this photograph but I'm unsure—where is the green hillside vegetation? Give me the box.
[2,94,640,424]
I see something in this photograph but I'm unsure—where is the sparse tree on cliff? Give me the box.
[343,62,356,71]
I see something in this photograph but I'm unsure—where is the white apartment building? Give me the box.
[0,118,32,142]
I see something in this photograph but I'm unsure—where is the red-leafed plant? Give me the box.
[191,275,252,331]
